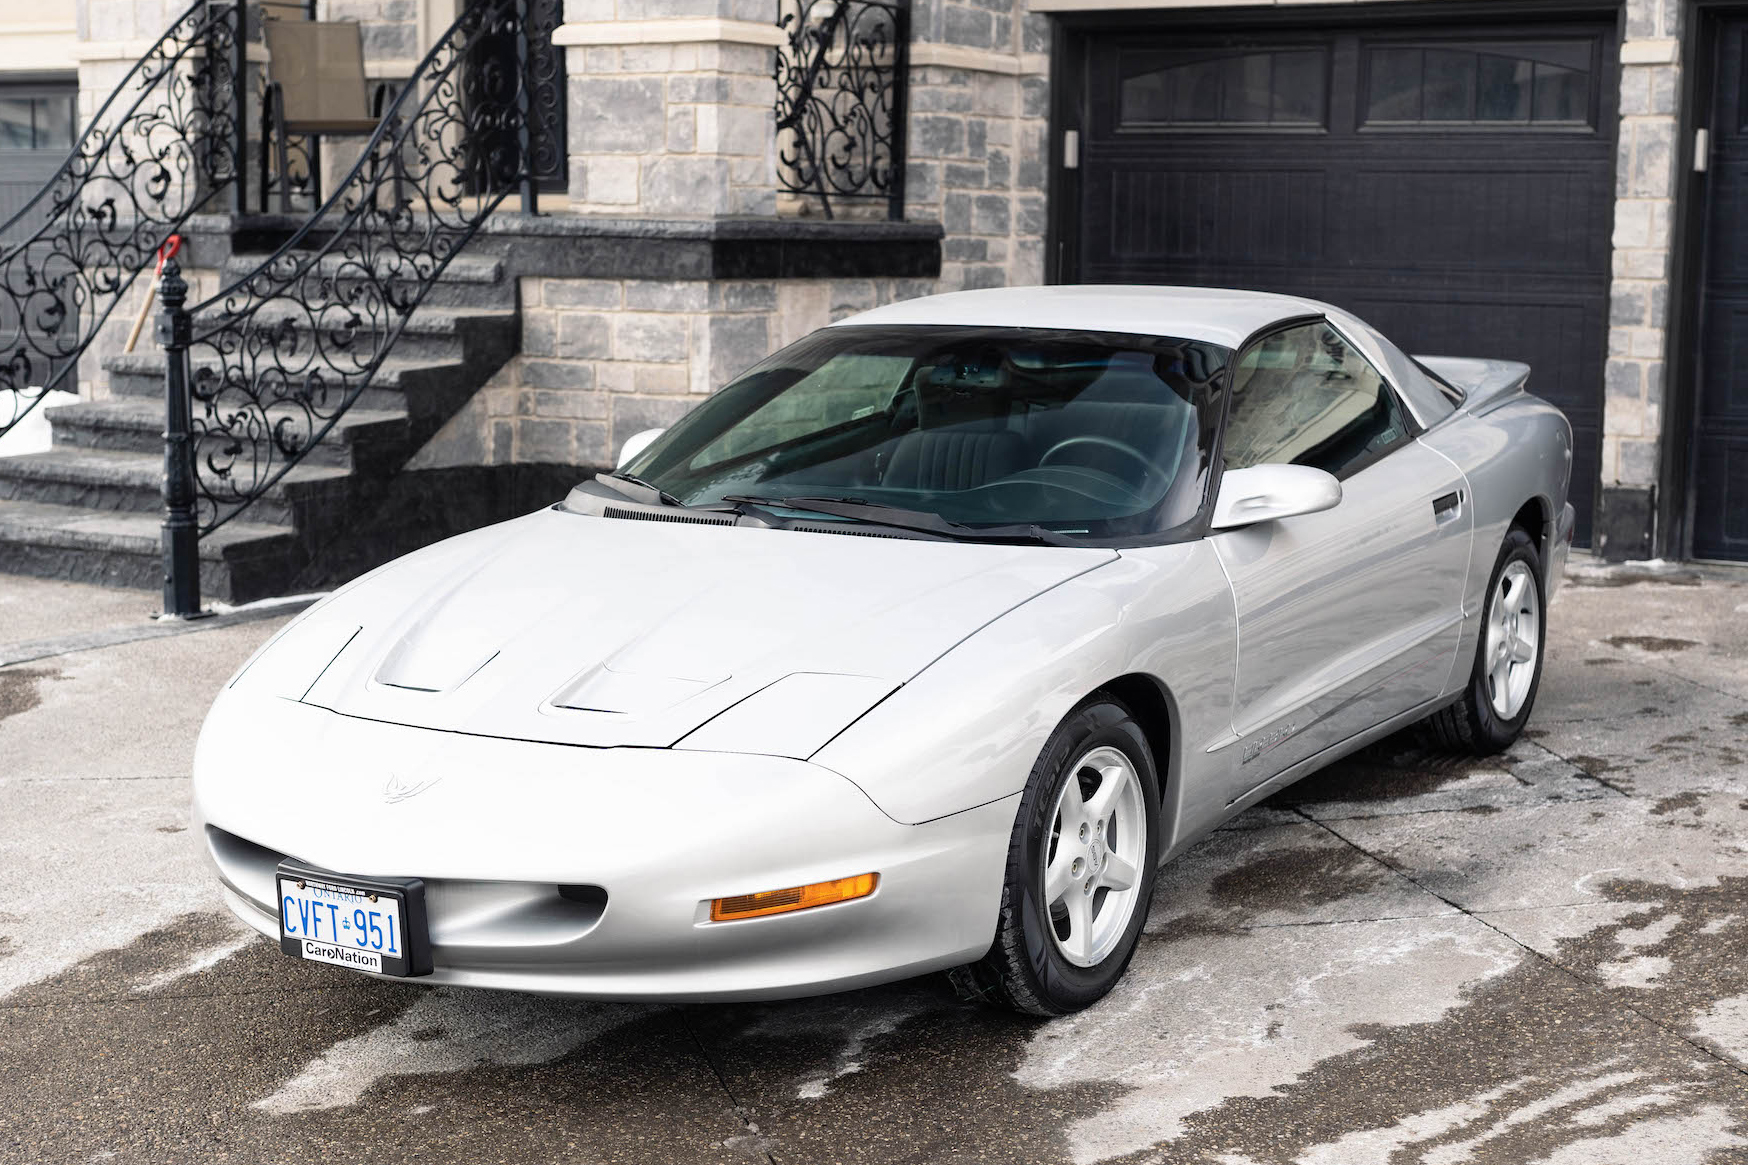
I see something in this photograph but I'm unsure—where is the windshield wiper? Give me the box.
[720,495,1079,547]
[601,471,687,508]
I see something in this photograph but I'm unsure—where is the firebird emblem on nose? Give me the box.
[383,774,441,803]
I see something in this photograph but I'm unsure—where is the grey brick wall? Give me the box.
[322,0,422,66]
[563,33,778,216]
[1606,24,1683,494]
[412,274,938,470]
[903,3,1051,289]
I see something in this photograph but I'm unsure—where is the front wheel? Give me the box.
[951,697,1160,1015]
[1421,525,1546,755]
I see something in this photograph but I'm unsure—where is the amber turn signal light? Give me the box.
[710,872,879,922]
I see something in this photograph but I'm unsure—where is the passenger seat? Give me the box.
[883,429,1026,492]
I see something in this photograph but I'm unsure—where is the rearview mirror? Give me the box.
[1211,464,1341,530]
[615,428,665,469]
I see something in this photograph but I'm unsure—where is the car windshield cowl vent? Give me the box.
[602,505,738,527]
[786,521,934,540]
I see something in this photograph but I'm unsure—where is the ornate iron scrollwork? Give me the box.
[0,0,244,442]
[524,0,568,191]
[186,0,531,534]
[775,0,909,220]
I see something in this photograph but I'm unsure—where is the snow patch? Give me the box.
[130,930,254,994]
[254,987,654,1113]
[1525,1105,1747,1164]
[1596,955,1671,990]
[1014,917,1523,1164]
[741,987,943,1100]
[1693,991,1748,1065]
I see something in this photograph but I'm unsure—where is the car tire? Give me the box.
[1420,525,1546,756]
[950,695,1161,1016]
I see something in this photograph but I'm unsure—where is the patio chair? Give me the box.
[260,17,390,212]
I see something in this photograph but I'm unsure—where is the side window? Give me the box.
[1222,322,1412,477]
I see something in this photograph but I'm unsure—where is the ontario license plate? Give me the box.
[275,860,431,978]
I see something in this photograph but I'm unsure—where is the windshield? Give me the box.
[621,325,1231,539]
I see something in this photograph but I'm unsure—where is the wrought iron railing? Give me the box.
[0,0,244,443]
[154,0,537,610]
[774,0,908,220]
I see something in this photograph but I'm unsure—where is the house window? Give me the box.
[0,84,76,152]
[1119,48,1329,129]
[1363,40,1596,128]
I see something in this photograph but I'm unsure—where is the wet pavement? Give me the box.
[2,564,1747,1164]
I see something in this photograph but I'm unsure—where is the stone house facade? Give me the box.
[3,0,1738,566]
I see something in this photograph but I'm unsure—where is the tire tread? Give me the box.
[951,692,1154,1017]
[1418,524,1543,757]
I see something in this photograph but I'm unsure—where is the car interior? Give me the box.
[665,332,1228,533]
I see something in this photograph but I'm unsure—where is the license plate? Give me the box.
[275,859,432,978]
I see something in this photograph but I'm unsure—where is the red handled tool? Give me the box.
[124,233,183,353]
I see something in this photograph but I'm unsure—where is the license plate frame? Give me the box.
[275,858,433,977]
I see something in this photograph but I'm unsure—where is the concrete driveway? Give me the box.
[2,565,1746,1164]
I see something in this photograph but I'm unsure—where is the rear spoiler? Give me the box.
[1413,356,1532,416]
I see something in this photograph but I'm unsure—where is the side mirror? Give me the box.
[615,428,665,470]
[1211,464,1342,530]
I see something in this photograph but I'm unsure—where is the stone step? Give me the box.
[215,251,514,310]
[44,397,410,470]
[2,227,523,603]
[102,352,474,415]
[183,304,518,364]
[0,447,351,527]
[0,497,299,603]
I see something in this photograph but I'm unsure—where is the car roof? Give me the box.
[832,285,1329,350]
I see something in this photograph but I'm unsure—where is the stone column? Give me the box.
[1599,9,1682,560]
[903,0,1050,290]
[554,0,783,216]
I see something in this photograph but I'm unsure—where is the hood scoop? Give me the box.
[374,640,499,693]
[551,664,726,716]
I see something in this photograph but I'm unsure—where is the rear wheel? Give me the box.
[1421,526,1546,755]
[951,697,1160,1015]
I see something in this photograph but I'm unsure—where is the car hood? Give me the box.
[262,507,1117,750]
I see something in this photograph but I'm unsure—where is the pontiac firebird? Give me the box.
[194,286,1574,1015]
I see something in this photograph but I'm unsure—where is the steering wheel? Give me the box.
[1040,435,1164,494]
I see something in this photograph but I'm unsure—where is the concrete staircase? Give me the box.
[0,249,518,603]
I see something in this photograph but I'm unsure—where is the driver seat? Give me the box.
[884,429,1025,492]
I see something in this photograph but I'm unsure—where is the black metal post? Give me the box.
[230,0,248,213]
[886,0,908,222]
[157,259,203,618]
[514,0,538,214]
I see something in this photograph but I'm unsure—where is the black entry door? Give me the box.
[1692,20,1748,560]
[1067,18,1618,543]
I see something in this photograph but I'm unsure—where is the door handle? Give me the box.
[1433,490,1463,522]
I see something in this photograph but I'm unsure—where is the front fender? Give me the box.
[812,541,1237,838]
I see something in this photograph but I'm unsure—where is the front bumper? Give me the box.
[194,690,1014,1001]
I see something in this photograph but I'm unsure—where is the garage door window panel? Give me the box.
[1118,48,1328,129]
[1362,40,1596,129]
[1222,323,1413,479]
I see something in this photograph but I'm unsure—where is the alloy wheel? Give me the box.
[1484,559,1539,720]
[1040,745,1147,967]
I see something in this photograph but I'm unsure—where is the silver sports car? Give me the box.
[194,285,1574,1015]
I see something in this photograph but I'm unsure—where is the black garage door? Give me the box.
[1064,17,1617,543]
[1691,19,1748,561]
